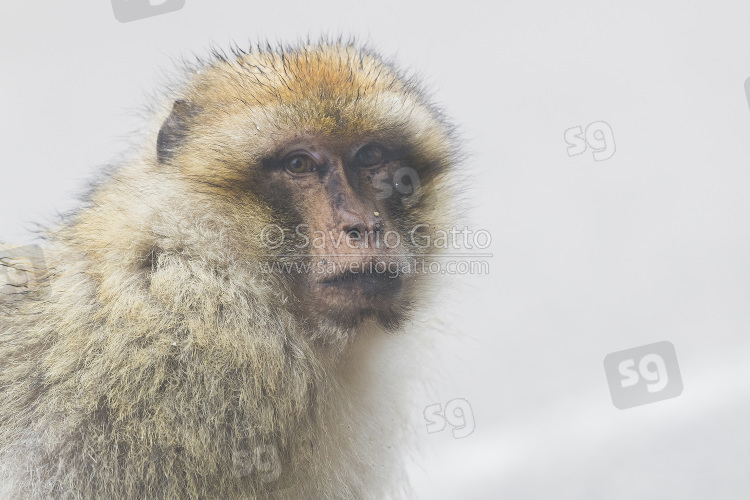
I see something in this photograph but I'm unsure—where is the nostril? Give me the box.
[342,216,381,245]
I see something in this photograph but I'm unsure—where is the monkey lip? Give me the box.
[318,270,403,295]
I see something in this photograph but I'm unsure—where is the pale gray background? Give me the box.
[3,1,750,499]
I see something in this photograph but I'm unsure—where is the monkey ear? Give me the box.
[157,99,199,164]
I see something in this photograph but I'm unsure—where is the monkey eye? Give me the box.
[354,144,384,167]
[283,154,318,175]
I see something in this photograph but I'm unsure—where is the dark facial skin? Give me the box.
[257,136,413,329]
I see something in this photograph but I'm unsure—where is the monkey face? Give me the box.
[255,135,419,330]
[152,46,458,336]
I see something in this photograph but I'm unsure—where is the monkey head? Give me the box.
[153,43,459,339]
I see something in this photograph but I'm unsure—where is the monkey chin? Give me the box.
[297,270,411,338]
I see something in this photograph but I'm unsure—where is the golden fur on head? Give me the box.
[0,38,460,499]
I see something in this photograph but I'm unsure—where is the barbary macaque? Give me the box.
[0,39,460,499]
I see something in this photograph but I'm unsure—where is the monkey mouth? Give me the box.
[318,270,403,296]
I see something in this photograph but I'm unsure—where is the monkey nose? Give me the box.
[342,214,382,247]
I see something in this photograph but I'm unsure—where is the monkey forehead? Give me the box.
[176,90,453,175]
[177,46,449,147]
